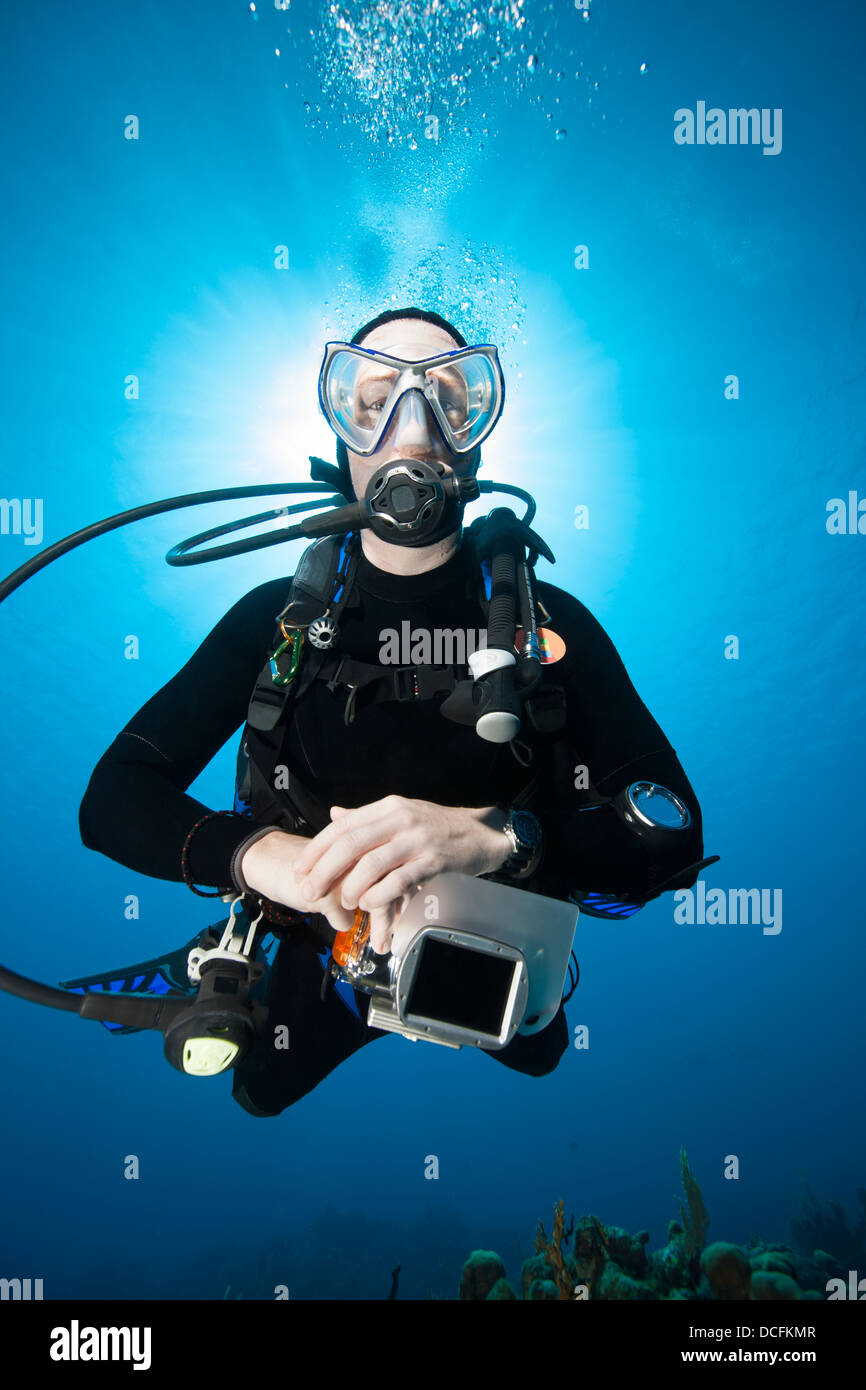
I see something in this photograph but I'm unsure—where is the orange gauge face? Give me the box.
[514,627,567,664]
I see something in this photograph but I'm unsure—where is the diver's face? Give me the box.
[346,317,481,503]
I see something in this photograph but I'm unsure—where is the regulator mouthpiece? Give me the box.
[362,457,480,547]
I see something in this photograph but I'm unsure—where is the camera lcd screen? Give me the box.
[404,937,515,1036]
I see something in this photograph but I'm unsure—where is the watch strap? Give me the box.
[495,803,543,880]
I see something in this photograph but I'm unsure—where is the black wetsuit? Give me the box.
[79,539,704,1114]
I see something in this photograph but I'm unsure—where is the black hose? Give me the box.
[0,483,338,601]
[486,547,518,650]
[0,964,84,1012]
[478,479,536,526]
[165,495,358,565]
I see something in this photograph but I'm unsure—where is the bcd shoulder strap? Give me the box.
[246,533,356,733]
[235,533,356,830]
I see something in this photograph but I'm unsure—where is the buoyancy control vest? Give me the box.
[230,520,717,919]
[232,518,570,838]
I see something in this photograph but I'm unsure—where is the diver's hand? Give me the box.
[290,796,512,954]
[238,828,357,935]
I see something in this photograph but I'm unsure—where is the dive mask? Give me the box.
[318,340,506,456]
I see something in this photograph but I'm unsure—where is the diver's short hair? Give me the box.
[349,305,468,349]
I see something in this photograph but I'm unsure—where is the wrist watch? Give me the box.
[496,805,543,880]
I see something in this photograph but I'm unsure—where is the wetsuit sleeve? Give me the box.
[531,584,706,905]
[78,577,292,889]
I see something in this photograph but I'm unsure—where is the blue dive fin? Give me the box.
[570,891,645,920]
[58,935,206,1034]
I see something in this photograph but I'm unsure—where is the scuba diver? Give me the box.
[66,305,712,1116]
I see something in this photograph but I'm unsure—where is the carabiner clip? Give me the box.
[270,628,303,688]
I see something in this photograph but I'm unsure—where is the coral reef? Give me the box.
[534,1199,578,1299]
[457,1156,856,1301]
[700,1242,751,1300]
[679,1147,710,1257]
[459,1250,507,1301]
[749,1270,802,1300]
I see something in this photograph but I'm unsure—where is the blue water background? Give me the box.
[0,0,863,1299]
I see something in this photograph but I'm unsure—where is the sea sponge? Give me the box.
[570,1214,609,1286]
[604,1225,650,1280]
[812,1249,839,1273]
[750,1251,796,1278]
[596,1262,659,1300]
[527,1278,559,1300]
[700,1242,752,1300]
[486,1277,517,1300]
[459,1250,506,1301]
[520,1253,554,1300]
[650,1234,691,1293]
[749,1271,801,1300]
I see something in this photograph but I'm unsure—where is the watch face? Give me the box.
[512,810,541,848]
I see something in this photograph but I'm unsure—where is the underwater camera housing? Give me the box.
[332,873,579,1050]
